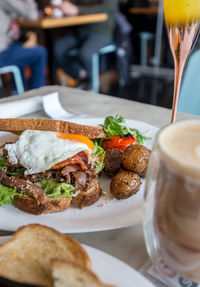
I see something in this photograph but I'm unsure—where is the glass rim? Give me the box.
[157,119,200,179]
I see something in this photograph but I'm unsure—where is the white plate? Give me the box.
[0,118,159,233]
[0,236,155,287]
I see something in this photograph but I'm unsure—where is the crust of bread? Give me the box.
[52,259,114,287]
[13,196,71,215]
[72,178,102,209]
[0,224,91,287]
[0,276,41,287]
[0,118,105,139]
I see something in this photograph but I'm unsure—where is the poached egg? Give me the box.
[5,130,94,175]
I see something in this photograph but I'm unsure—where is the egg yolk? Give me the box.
[56,133,94,153]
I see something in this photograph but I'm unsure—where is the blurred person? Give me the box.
[55,0,119,88]
[0,0,47,90]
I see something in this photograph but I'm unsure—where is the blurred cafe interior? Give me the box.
[0,0,200,113]
[1,2,200,287]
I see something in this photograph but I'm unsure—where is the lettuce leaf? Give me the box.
[0,157,26,206]
[39,179,75,200]
[0,156,26,176]
[0,184,23,206]
[92,141,106,174]
[103,115,149,145]
[0,178,75,207]
[6,167,26,176]
[0,156,8,172]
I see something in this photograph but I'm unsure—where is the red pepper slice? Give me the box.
[102,134,138,151]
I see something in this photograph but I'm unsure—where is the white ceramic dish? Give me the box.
[0,118,159,233]
[0,236,155,287]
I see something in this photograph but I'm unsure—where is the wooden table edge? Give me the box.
[129,6,158,15]
[18,13,108,29]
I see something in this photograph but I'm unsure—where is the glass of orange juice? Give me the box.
[163,0,200,123]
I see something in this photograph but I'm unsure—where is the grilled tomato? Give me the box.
[102,134,137,151]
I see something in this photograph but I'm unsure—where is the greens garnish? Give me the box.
[0,156,27,206]
[103,115,149,145]
[0,184,23,206]
[0,178,76,207]
[6,167,26,176]
[0,156,26,176]
[92,141,106,174]
[0,156,8,172]
[39,179,75,200]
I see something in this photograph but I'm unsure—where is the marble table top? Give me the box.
[0,86,198,286]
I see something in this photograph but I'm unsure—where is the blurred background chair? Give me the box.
[178,49,200,116]
[61,44,126,93]
[91,12,132,93]
[56,11,131,94]
[0,65,24,95]
[139,31,154,66]
[92,44,126,93]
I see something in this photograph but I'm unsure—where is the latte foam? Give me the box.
[158,120,200,179]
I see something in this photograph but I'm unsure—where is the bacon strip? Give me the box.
[72,171,87,190]
[52,151,89,170]
[61,164,81,175]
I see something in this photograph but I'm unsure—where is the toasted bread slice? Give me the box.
[13,196,71,215]
[13,178,101,214]
[0,224,91,287]
[52,259,114,287]
[0,118,105,139]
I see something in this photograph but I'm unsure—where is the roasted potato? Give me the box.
[104,149,123,178]
[122,145,150,177]
[110,171,141,199]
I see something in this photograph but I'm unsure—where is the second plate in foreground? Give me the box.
[0,236,155,287]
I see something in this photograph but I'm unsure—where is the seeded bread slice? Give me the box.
[0,224,91,287]
[13,196,71,215]
[0,118,105,139]
[52,259,114,287]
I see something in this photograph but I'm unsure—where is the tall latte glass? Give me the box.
[143,120,200,285]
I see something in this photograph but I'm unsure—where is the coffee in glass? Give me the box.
[143,120,200,284]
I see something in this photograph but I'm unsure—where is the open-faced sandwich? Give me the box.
[0,116,151,216]
[0,118,106,215]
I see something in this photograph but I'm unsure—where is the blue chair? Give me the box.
[92,44,125,93]
[65,44,125,93]
[139,32,154,66]
[0,65,24,95]
[178,50,200,116]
